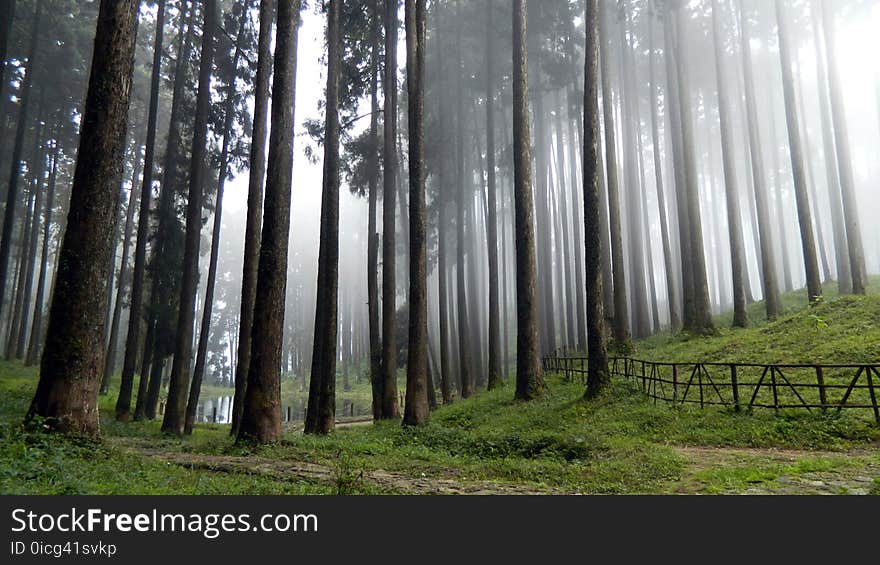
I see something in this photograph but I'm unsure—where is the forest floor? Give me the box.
[1,279,879,495]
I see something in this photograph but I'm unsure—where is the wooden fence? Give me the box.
[542,355,880,424]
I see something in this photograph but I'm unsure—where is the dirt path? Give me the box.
[111,437,564,495]
[672,445,880,495]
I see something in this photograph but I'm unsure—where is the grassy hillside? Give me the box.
[1,280,878,495]
[636,278,880,364]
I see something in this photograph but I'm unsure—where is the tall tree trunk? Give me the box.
[738,0,781,320]
[0,0,15,106]
[553,92,577,348]
[231,0,274,437]
[793,59,831,283]
[620,8,651,339]
[775,0,822,303]
[673,4,714,335]
[809,0,848,294]
[118,0,168,422]
[711,0,748,327]
[820,0,867,294]
[533,92,556,355]
[403,0,428,426]
[100,137,143,392]
[7,115,44,360]
[599,0,629,345]
[768,108,793,293]
[304,0,340,436]
[26,0,139,435]
[162,0,217,437]
[453,0,474,397]
[239,0,300,443]
[663,5,692,329]
[186,4,249,436]
[25,134,59,366]
[0,0,41,323]
[367,0,383,419]
[512,0,544,401]
[380,0,400,418]
[648,1,680,331]
[566,99,588,350]
[484,0,501,389]
[583,0,609,399]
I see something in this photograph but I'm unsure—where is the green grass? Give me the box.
[637,278,880,364]
[1,280,878,494]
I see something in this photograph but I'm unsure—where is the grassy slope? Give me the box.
[1,280,879,494]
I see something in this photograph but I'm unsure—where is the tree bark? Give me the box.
[379,0,400,418]
[648,1,680,331]
[512,0,544,401]
[599,0,629,345]
[673,4,714,335]
[100,137,143,391]
[118,0,168,422]
[583,0,609,399]
[239,0,300,443]
[0,0,42,323]
[304,0,341,436]
[367,0,383,419]
[26,0,139,435]
[775,0,822,303]
[403,0,428,426]
[231,0,274,437]
[809,0,849,294]
[25,133,60,366]
[711,0,748,327]
[820,0,867,294]
[186,4,249,436]
[738,0,781,320]
[162,0,217,437]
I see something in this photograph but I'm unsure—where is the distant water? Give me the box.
[197,395,371,424]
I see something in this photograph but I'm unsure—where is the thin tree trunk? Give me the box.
[403,0,428,426]
[599,0,629,345]
[304,0,340,436]
[186,4,249,436]
[820,0,866,294]
[0,0,41,322]
[100,137,143,392]
[162,0,217,437]
[649,1,680,331]
[454,0,474,397]
[809,0,848,294]
[118,0,168,422]
[711,0,748,327]
[25,134,59,366]
[673,4,714,335]
[583,0,609,399]
[380,0,400,418]
[775,0,822,303]
[367,0,383,419]
[738,0,781,320]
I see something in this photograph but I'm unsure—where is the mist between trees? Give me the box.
[0,0,877,440]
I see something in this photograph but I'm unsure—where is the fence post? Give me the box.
[770,367,780,411]
[641,361,647,393]
[699,365,704,408]
[672,364,679,402]
[731,365,740,412]
[867,367,880,425]
[815,366,827,411]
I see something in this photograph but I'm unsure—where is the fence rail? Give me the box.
[542,354,880,424]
